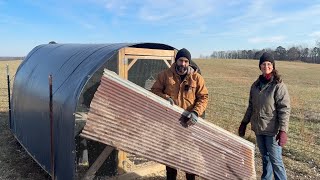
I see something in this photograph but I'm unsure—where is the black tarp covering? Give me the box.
[11,43,176,180]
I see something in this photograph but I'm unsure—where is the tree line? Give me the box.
[209,41,320,64]
[0,57,23,61]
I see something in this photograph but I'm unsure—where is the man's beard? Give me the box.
[175,65,188,75]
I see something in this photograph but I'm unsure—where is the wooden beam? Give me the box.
[124,47,175,57]
[127,56,173,71]
[170,56,174,65]
[125,55,172,60]
[117,150,127,174]
[82,146,114,180]
[163,60,171,68]
[116,47,175,175]
[108,164,166,180]
[174,49,178,57]
[127,58,138,71]
[117,48,128,174]
[118,48,127,79]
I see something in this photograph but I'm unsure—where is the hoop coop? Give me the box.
[10,43,201,179]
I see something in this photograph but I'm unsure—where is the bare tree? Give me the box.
[275,46,287,60]
[254,51,263,59]
[310,47,319,63]
[241,50,248,59]
[287,47,300,61]
[299,47,309,62]
[247,50,254,59]
[209,40,320,63]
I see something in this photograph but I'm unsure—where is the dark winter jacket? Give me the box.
[242,76,291,136]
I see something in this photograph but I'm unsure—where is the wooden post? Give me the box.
[117,48,128,174]
[115,47,176,175]
[118,48,128,79]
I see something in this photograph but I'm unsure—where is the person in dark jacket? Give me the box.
[238,52,291,180]
[151,48,208,180]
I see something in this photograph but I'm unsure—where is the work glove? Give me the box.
[167,97,174,105]
[276,130,288,147]
[238,122,247,137]
[186,111,198,126]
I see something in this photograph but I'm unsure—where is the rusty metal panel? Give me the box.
[81,69,256,180]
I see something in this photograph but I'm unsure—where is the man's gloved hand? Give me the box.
[276,130,287,147]
[167,97,174,105]
[238,122,247,137]
[187,111,198,126]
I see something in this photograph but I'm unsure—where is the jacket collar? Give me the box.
[169,63,198,76]
[254,75,276,91]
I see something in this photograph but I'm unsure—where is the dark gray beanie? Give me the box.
[259,52,275,69]
[175,48,191,62]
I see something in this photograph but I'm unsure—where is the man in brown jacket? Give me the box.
[151,48,208,180]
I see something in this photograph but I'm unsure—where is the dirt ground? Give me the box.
[0,112,50,180]
[1,110,318,180]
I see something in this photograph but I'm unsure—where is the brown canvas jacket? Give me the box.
[151,63,208,116]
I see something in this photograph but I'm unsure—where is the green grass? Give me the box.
[195,59,320,178]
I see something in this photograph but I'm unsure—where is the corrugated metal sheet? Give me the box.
[81,69,256,180]
[11,43,175,180]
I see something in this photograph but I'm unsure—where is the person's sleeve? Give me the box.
[275,83,291,132]
[242,85,254,125]
[151,72,170,100]
[192,75,208,116]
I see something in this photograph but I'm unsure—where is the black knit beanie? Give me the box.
[259,52,275,69]
[175,48,191,62]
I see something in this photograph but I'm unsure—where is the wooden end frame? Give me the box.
[116,47,175,174]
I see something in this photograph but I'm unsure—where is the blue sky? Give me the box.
[1,0,320,57]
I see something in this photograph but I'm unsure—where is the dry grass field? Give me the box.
[0,59,319,179]
[197,59,320,179]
